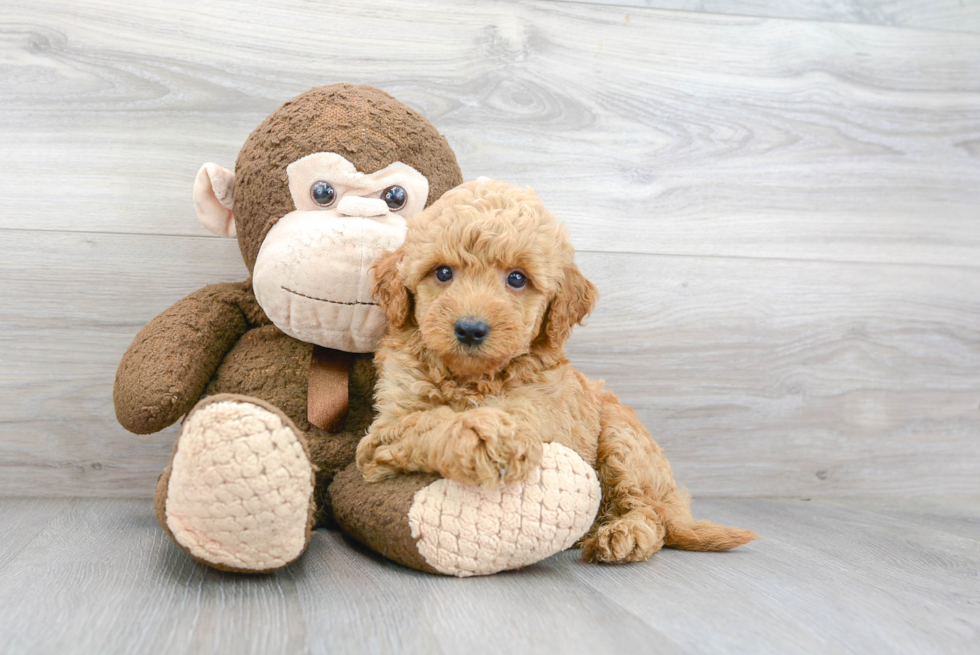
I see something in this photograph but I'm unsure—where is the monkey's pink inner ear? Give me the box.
[193,162,237,238]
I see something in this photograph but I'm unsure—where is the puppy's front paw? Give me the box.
[448,407,542,487]
[581,516,665,563]
[359,444,400,482]
[357,432,410,482]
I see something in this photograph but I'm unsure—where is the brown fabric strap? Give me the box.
[307,346,352,432]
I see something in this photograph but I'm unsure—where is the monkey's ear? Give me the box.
[372,249,413,329]
[536,263,598,352]
[193,163,237,238]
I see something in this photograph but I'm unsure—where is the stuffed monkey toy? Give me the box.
[114,84,601,577]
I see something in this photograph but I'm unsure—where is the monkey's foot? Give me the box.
[331,443,601,577]
[155,394,315,573]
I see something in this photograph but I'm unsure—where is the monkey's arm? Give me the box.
[113,280,262,434]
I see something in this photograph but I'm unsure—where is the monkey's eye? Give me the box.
[382,185,407,211]
[435,266,453,283]
[506,271,527,289]
[310,181,337,207]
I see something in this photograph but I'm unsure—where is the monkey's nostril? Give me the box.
[454,317,490,346]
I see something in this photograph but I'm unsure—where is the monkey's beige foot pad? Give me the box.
[164,398,315,572]
[408,443,601,577]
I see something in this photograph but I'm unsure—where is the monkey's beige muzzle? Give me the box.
[252,211,407,352]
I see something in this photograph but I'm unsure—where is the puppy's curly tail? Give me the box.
[665,519,758,551]
[662,490,759,552]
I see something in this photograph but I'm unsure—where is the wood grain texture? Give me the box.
[552,0,980,34]
[562,497,980,654]
[1,0,978,497]
[0,496,976,654]
[1,0,978,266]
[1,231,977,497]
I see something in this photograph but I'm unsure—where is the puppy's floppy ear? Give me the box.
[537,263,599,351]
[371,249,413,329]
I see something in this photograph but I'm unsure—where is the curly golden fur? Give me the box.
[358,180,757,563]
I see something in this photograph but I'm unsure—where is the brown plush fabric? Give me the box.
[114,281,266,434]
[193,316,369,526]
[329,463,441,575]
[234,84,463,272]
[135,301,385,531]
[114,84,465,574]
[308,353,378,526]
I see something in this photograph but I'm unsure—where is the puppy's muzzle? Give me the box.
[454,317,490,347]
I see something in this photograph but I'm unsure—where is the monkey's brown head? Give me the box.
[193,84,463,352]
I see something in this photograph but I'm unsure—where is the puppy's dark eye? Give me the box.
[435,266,453,282]
[507,271,527,289]
[382,185,407,211]
[311,181,337,207]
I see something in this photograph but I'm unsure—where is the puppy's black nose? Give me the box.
[454,317,490,346]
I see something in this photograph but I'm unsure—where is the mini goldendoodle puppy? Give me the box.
[357,179,756,563]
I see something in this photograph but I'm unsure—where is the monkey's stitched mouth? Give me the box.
[281,286,378,306]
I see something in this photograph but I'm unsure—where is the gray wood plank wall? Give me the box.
[550,0,980,34]
[1,0,978,497]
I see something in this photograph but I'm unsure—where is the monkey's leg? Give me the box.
[155,394,316,573]
[329,443,601,577]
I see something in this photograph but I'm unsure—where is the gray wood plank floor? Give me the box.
[0,497,977,655]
